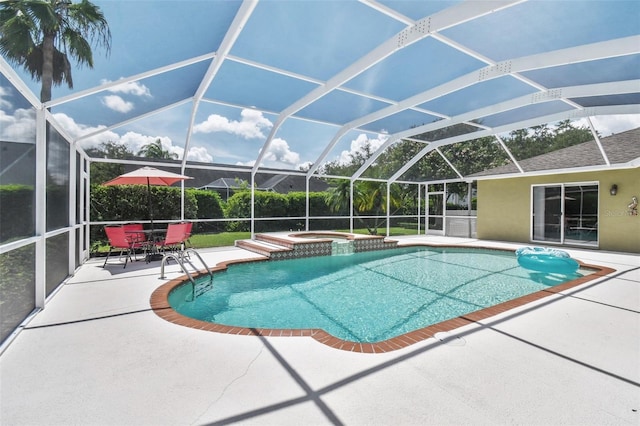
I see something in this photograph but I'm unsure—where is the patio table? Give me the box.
[125,229,166,262]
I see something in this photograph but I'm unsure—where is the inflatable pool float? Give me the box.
[515,247,579,275]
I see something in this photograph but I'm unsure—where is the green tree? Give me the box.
[137,138,178,160]
[0,0,111,103]
[85,141,134,184]
[320,138,377,177]
[505,121,592,159]
[551,120,593,150]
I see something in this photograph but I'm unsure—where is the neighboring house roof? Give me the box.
[199,178,244,190]
[471,127,640,177]
[192,172,329,194]
[260,175,289,191]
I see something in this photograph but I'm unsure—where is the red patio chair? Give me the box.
[103,225,147,268]
[181,221,193,249]
[153,222,189,255]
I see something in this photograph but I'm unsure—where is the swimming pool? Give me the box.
[158,246,603,350]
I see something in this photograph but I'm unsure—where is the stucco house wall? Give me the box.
[477,168,640,253]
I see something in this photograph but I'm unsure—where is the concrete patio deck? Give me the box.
[1,236,638,425]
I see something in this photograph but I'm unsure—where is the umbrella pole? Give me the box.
[147,178,153,231]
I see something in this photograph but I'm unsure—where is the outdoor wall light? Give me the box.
[610,184,618,196]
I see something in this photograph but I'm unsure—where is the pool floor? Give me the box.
[150,245,614,353]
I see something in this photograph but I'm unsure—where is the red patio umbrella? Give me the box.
[104,166,192,230]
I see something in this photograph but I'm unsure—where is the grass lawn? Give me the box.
[92,228,419,255]
[340,227,419,236]
[187,232,251,248]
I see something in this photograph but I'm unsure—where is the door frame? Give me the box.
[426,187,445,236]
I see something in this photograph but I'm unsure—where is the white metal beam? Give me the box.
[348,136,398,181]
[345,78,639,182]
[183,0,258,174]
[391,79,640,142]
[359,0,415,25]
[436,147,464,179]
[308,36,639,180]
[388,143,434,182]
[406,104,639,154]
[384,104,638,185]
[74,98,192,144]
[256,0,524,174]
[0,55,40,107]
[46,52,215,108]
[586,116,611,166]
[35,108,46,308]
[226,54,324,85]
[495,135,524,173]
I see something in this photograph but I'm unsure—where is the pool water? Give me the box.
[168,247,583,343]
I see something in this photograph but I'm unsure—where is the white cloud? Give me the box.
[337,133,387,165]
[0,87,37,142]
[298,161,313,171]
[574,114,640,136]
[52,112,119,148]
[235,138,306,169]
[47,112,214,162]
[101,95,134,113]
[111,132,210,162]
[118,132,173,155]
[101,78,151,97]
[193,108,272,139]
[0,86,13,110]
[261,138,300,166]
[0,107,36,142]
[185,146,213,163]
[97,79,151,114]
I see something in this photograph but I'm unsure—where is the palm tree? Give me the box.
[324,179,353,215]
[0,0,111,103]
[325,178,403,235]
[137,139,178,160]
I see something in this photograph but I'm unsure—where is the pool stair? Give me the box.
[235,232,398,260]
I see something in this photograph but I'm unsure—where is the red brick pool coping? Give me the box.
[150,245,615,353]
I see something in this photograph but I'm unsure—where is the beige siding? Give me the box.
[477,168,640,253]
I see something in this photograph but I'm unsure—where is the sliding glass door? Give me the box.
[532,185,562,242]
[532,183,598,247]
[564,184,599,245]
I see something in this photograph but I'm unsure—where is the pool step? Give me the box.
[236,232,399,260]
[234,239,291,258]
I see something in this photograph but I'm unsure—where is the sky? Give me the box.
[1,0,639,172]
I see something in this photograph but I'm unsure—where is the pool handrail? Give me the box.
[159,248,213,300]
